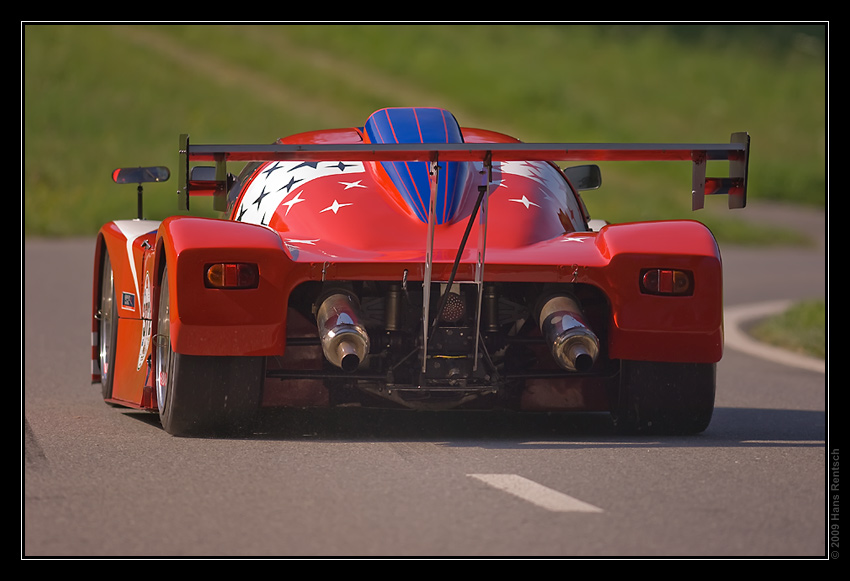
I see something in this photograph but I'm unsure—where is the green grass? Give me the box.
[23,23,825,239]
[749,299,827,359]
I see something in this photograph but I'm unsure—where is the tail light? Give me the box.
[204,263,259,289]
[640,268,692,296]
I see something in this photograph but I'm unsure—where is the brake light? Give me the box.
[640,269,692,296]
[205,263,259,289]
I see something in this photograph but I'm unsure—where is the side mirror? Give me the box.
[112,166,170,184]
[112,166,171,220]
[564,164,601,191]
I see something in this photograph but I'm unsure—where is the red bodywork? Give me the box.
[92,107,748,416]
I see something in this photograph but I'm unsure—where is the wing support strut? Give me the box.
[421,154,494,373]
[472,156,493,372]
[421,160,440,371]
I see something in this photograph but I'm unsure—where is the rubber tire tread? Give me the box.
[161,353,264,437]
[612,360,716,435]
[100,251,119,401]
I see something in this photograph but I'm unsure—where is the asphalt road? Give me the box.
[22,202,828,558]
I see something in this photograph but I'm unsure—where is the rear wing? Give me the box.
[177,132,749,212]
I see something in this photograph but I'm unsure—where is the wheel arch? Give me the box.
[595,220,724,363]
[92,221,159,382]
[153,215,298,357]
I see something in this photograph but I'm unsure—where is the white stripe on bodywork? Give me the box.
[112,220,160,312]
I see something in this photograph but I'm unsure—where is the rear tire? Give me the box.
[155,267,264,437]
[611,360,715,435]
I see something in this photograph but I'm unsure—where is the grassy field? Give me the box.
[750,299,826,359]
[23,24,825,241]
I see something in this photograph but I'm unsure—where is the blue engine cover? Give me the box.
[364,107,471,224]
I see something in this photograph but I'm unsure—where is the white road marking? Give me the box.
[741,440,825,445]
[519,441,661,446]
[724,301,825,374]
[469,474,603,513]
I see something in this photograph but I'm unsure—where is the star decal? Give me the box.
[320,200,353,214]
[252,186,271,208]
[508,195,539,209]
[340,180,367,190]
[284,238,319,246]
[282,238,319,258]
[262,161,286,177]
[290,161,319,171]
[281,191,306,215]
[279,175,303,193]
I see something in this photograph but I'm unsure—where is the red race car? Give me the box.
[92,107,749,437]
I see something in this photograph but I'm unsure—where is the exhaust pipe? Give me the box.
[316,292,370,372]
[538,295,599,372]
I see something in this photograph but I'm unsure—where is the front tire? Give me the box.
[98,249,119,401]
[611,360,716,435]
[155,267,264,437]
